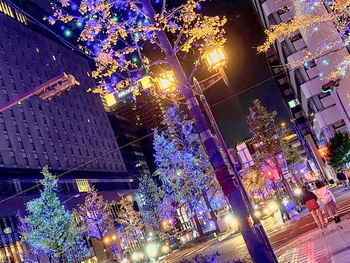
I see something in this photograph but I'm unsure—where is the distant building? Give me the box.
[108,113,151,180]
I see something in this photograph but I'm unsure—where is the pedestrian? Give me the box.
[302,185,324,229]
[336,169,349,189]
[314,181,341,223]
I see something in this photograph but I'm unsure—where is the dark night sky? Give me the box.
[203,0,290,146]
[30,0,291,146]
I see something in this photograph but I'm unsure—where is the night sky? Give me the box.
[30,0,291,146]
[203,0,290,146]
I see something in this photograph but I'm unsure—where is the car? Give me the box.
[253,200,279,219]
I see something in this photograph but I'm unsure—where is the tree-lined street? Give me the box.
[164,189,350,262]
[1,0,350,262]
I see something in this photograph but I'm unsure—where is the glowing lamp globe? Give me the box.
[204,46,227,70]
[139,76,153,90]
[145,243,159,258]
[156,71,177,94]
[103,237,110,244]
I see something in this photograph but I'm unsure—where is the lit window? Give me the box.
[3,227,12,234]
[288,99,300,108]
[76,179,90,192]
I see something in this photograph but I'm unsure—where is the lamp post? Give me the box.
[141,1,277,261]
[196,49,276,261]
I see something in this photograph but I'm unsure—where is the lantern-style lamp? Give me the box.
[156,71,177,94]
[102,92,118,112]
[204,46,227,70]
[139,76,153,90]
[104,92,117,107]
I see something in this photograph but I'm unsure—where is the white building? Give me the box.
[252,0,350,142]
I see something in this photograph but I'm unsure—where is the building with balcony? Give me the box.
[250,0,350,180]
[251,0,350,142]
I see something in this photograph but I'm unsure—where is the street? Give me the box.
[164,189,350,262]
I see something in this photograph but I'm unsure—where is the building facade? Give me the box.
[251,0,350,142]
[108,113,151,180]
[0,1,139,261]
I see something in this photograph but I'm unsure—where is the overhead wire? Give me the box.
[0,129,162,205]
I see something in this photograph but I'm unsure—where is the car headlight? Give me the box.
[254,211,261,218]
[161,244,170,254]
[268,201,278,211]
[263,208,270,215]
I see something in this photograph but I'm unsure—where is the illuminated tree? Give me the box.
[136,174,163,229]
[49,0,226,96]
[258,0,350,79]
[154,107,221,234]
[326,132,350,169]
[75,187,114,240]
[247,100,294,199]
[19,167,89,261]
[242,167,267,200]
[116,194,144,245]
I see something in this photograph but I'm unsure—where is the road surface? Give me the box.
[164,189,350,262]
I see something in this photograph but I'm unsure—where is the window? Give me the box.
[304,60,316,70]
[76,179,90,192]
[288,99,300,108]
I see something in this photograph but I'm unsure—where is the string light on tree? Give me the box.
[258,0,350,79]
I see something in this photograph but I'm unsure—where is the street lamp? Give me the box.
[104,92,118,107]
[191,45,277,262]
[204,46,227,70]
[139,75,153,90]
[156,71,177,94]
[103,237,110,245]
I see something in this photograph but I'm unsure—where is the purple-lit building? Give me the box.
[0,0,147,261]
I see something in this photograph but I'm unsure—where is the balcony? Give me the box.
[301,78,328,99]
[262,0,289,17]
[314,105,342,129]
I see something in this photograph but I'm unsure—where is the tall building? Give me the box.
[251,0,350,141]
[0,0,138,260]
[108,113,151,179]
[250,0,350,179]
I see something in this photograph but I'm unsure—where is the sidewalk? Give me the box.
[276,216,350,262]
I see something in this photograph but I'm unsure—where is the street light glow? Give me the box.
[156,71,177,94]
[204,46,227,70]
[145,242,159,258]
[103,237,110,244]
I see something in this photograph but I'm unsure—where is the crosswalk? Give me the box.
[278,219,350,263]
[278,236,331,263]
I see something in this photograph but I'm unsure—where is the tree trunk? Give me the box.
[140,1,278,262]
[201,190,219,232]
[273,157,296,203]
[188,202,204,237]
